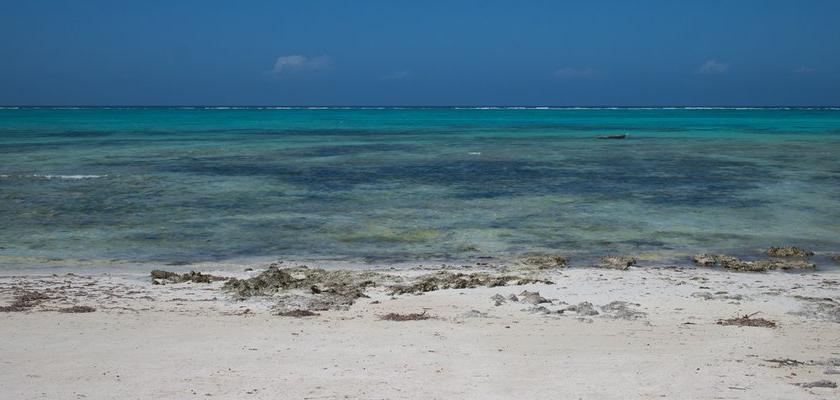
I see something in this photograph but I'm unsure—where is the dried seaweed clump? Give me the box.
[0,291,49,312]
[518,254,568,269]
[151,270,228,285]
[58,305,96,313]
[388,271,552,295]
[692,254,815,272]
[379,311,431,321]
[276,309,320,318]
[766,246,814,258]
[794,380,837,389]
[717,312,777,328]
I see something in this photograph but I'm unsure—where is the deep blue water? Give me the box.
[1,107,839,267]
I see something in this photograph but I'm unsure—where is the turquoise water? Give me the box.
[1,107,839,267]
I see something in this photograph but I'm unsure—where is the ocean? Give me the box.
[1,107,839,268]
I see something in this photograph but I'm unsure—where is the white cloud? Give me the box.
[272,55,331,75]
[794,66,816,74]
[697,60,729,74]
[381,70,412,81]
[554,67,594,78]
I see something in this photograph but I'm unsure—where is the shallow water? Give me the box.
[1,107,839,267]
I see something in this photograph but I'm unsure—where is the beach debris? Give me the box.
[597,134,627,139]
[491,293,507,306]
[812,359,840,375]
[764,358,805,367]
[58,305,96,313]
[564,302,599,316]
[276,309,320,318]
[388,271,552,295]
[518,290,550,305]
[0,290,49,312]
[794,380,837,389]
[594,256,637,270]
[151,270,228,285]
[817,358,840,367]
[379,311,431,321]
[766,246,814,258]
[791,296,840,323]
[831,255,840,264]
[518,254,568,269]
[271,293,359,312]
[459,309,492,318]
[691,254,815,272]
[691,291,745,301]
[716,312,777,328]
[600,301,646,320]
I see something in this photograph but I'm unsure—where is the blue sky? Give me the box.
[1,0,838,106]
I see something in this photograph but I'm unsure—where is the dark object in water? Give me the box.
[597,134,627,139]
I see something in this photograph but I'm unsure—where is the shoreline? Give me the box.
[2,246,839,277]
[2,258,839,399]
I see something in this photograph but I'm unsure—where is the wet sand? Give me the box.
[1,263,839,399]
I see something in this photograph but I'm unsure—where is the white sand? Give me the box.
[1,266,839,399]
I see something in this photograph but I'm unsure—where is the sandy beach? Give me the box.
[2,260,838,400]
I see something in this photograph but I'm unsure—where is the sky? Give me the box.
[1,0,838,106]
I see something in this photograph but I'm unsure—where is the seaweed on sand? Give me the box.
[58,305,96,313]
[716,312,777,328]
[794,380,837,389]
[276,309,320,317]
[388,271,553,295]
[379,311,431,321]
[0,290,49,312]
[151,270,229,284]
